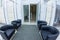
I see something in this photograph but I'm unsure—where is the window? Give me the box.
[0,0,5,23]
[0,0,2,7]
[23,5,29,22]
[7,1,14,23]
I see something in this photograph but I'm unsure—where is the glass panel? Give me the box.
[0,7,5,23]
[30,5,36,22]
[0,0,5,23]
[23,5,29,22]
[7,1,14,23]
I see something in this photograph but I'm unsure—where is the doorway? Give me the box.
[23,4,37,24]
[30,4,36,22]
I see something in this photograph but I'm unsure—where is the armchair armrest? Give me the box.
[0,30,7,40]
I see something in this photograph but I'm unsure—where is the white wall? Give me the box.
[45,0,56,26]
[50,1,56,26]
[23,0,40,4]
[0,7,5,23]
[40,0,46,21]
[2,0,8,24]
[2,0,22,24]
[0,0,5,23]
[46,1,53,25]
[16,0,22,19]
[45,0,60,26]
[6,0,15,23]
[13,0,17,20]
[0,0,57,25]
[57,0,60,5]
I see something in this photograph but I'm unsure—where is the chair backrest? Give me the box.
[41,26,59,34]
[0,25,14,31]
[37,20,47,26]
[37,20,47,24]
[37,20,47,30]
[11,19,21,29]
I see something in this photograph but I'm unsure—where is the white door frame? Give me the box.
[22,3,38,25]
[22,4,30,24]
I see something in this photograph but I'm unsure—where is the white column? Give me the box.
[46,1,53,25]
[6,0,15,24]
[16,0,22,19]
[45,0,56,26]
[2,0,9,24]
[40,0,46,21]
[50,1,56,26]
[13,0,18,20]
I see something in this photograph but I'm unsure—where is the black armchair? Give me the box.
[37,20,47,30]
[0,19,21,40]
[0,25,15,40]
[41,25,59,40]
[11,19,21,29]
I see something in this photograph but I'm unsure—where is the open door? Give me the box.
[30,4,36,22]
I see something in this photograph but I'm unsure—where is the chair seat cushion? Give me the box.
[5,29,15,39]
[0,31,7,40]
[41,26,59,40]
[41,30,51,40]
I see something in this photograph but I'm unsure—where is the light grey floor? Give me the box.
[13,25,42,40]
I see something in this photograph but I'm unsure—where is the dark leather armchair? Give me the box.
[37,20,47,30]
[41,25,59,40]
[11,19,21,29]
[0,19,21,40]
[0,25,15,40]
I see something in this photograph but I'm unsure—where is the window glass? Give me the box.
[23,5,29,22]
[7,1,14,23]
[0,0,5,23]
[0,7,5,23]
